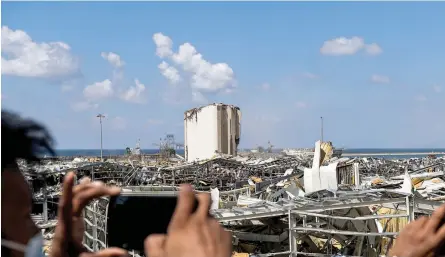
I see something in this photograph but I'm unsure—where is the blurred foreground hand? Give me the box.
[388,204,445,257]
[145,184,232,257]
[51,172,128,257]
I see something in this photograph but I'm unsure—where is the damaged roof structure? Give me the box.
[25,140,445,257]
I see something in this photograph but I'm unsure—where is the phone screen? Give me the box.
[106,194,199,253]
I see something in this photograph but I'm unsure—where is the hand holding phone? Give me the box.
[52,173,127,257]
[144,185,232,257]
[107,190,199,252]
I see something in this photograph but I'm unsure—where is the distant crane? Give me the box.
[267,140,274,153]
[153,134,183,159]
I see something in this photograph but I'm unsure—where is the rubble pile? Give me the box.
[25,148,445,257]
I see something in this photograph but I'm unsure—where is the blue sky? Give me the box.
[2,2,444,149]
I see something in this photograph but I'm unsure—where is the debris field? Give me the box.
[25,143,445,257]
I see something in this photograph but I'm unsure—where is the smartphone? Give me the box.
[106,191,201,253]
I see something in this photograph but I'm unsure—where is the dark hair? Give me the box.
[1,110,56,169]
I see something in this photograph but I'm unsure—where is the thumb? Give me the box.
[51,172,76,257]
[79,248,128,257]
[144,234,167,257]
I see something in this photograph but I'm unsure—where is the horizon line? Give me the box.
[56,147,445,150]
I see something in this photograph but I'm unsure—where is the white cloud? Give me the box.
[415,95,427,102]
[83,79,114,100]
[158,61,181,84]
[75,52,128,107]
[101,52,125,68]
[320,36,382,56]
[71,101,99,112]
[153,33,173,58]
[261,83,271,91]
[433,84,442,93]
[173,43,235,92]
[120,79,146,104]
[295,101,307,109]
[224,88,235,94]
[365,43,383,55]
[111,116,127,131]
[371,74,390,84]
[320,37,364,56]
[1,26,79,79]
[192,91,208,104]
[153,33,236,93]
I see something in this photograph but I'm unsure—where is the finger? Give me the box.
[209,218,222,240]
[144,234,167,257]
[428,220,445,249]
[405,216,428,233]
[57,172,76,238]
[79,248,128,257]
[168,184,195,232]
[72,216,86,246]
[194,193,211,221]
[408,216,429,238]
[219,229,233,256]
[79,176,91,185]
[73,182,96,196]
[73,181,119,196]
[73,181,121,197]
[72,183,121,216]
[424,204,445,233]
[51,172,76,257]
[201,219,221,254]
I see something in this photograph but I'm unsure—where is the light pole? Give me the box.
[320,116,324,143]
[96,114,105,161]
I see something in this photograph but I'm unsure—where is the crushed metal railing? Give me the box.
[23,154,445,257]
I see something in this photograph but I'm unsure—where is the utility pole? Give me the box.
[320,116,324,143]
[96,114,105,161]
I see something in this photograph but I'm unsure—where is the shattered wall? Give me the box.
[184,103,241,162]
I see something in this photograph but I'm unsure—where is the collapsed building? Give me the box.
[26,143,445,257]
[184,103,241,162]
[23,103,445,257]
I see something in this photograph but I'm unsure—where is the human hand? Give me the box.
[144,184,232,257]
[50,172,128,257]
[388,204,445,257]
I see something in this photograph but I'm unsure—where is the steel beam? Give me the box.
[291,210,408,221]
[292,227,398,237]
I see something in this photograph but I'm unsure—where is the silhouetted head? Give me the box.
[1,110,55,257]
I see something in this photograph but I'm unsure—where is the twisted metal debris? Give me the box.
[25,152,445,257]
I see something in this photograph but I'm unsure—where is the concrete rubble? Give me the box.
[24,142,445,257]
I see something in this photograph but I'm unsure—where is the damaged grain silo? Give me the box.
[184,103,241,162]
